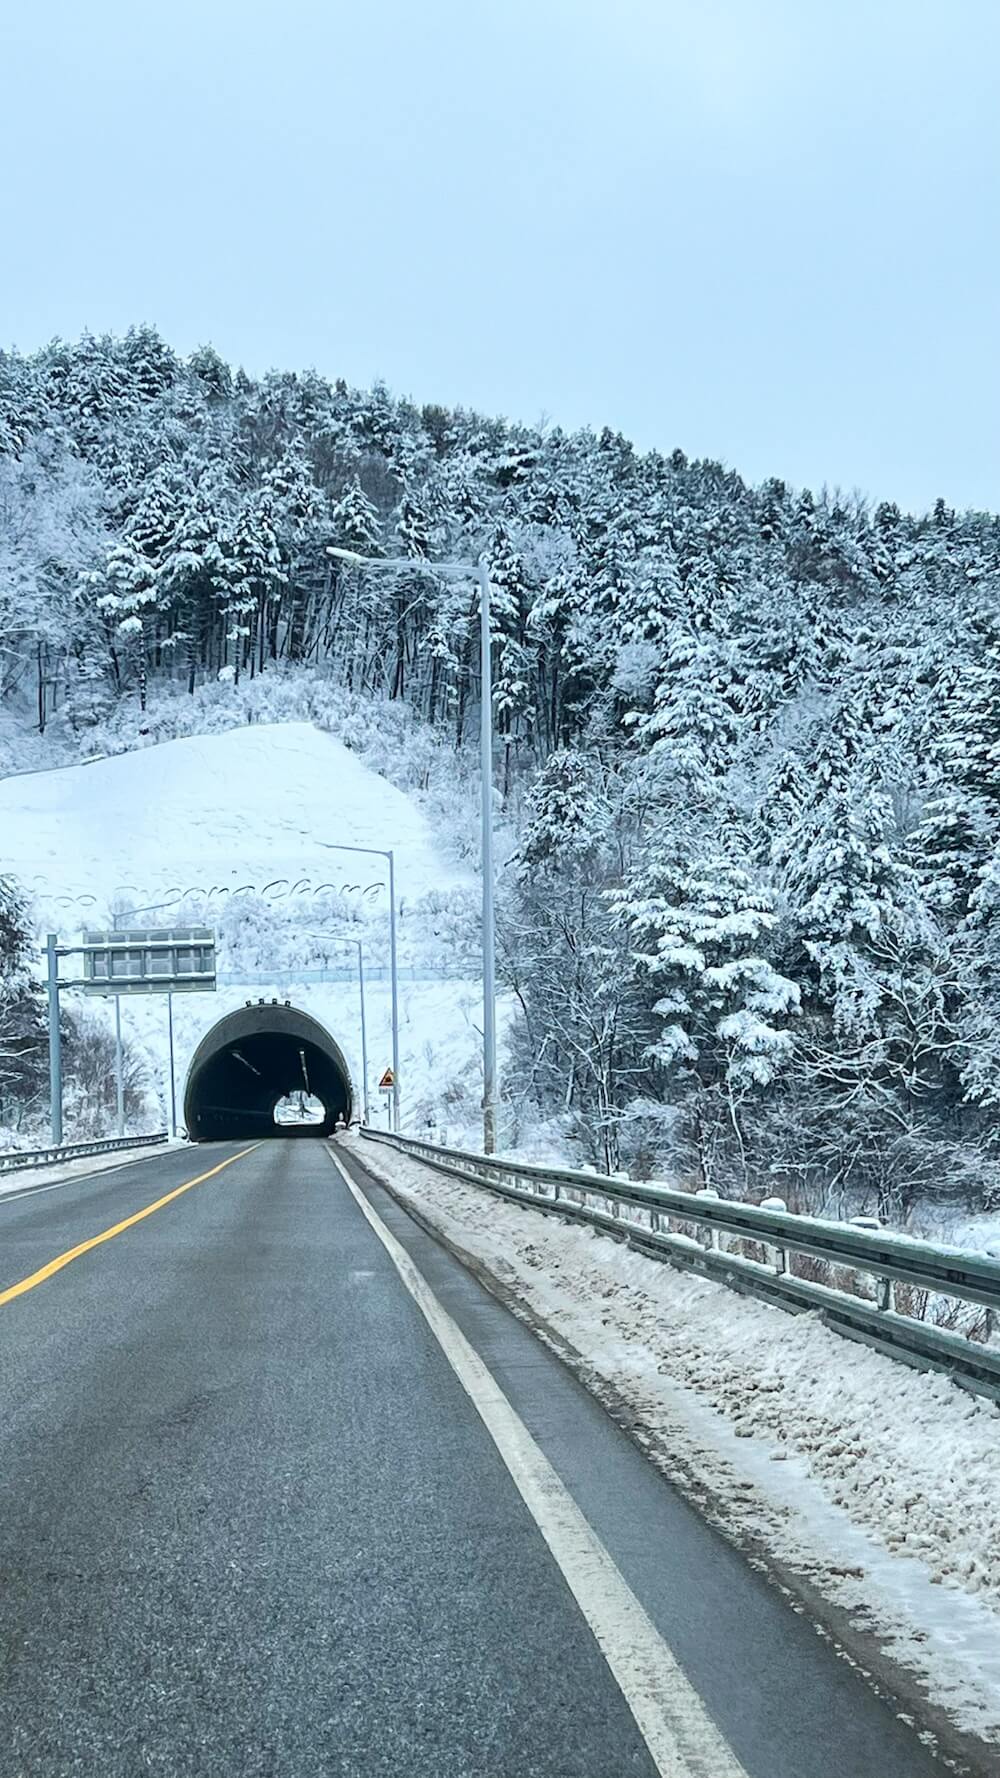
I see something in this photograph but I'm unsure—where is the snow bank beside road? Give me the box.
[346,1134,1000,1749]
[0,1139,185,1199]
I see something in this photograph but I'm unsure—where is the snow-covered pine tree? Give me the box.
[615,847,798,1189]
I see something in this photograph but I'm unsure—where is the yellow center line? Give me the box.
[0,1145,260,1307]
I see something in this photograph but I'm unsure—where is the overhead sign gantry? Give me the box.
[80,928,217,996]
[45,927,217,1145]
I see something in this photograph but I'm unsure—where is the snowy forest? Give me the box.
[3,325,1000,1215]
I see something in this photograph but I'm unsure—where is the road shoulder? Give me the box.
[338,1132,1000,1778]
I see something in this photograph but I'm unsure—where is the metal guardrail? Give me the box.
[0,1132,168,1177]
[359,1129,1000,1402]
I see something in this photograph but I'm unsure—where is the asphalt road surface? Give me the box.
[0,1138,966,1777]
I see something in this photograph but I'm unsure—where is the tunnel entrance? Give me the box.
[184,1002,352,1140]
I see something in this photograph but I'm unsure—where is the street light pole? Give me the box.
[315,842,399,1132]
[306,934,370,1125]
[328,545,499,1153]
[478,559,497,1154]
[357,943,370,1125]
[386,848,400,1134]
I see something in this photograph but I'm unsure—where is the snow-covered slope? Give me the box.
[0,721,465,908]
[0,721,486,1140]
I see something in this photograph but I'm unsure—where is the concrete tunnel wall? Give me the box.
[183,1002,353,1140]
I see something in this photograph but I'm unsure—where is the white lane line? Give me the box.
[329,1148,749,1778]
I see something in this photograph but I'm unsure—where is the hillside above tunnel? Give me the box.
[0,719,468,910]
[0,713,486,1147]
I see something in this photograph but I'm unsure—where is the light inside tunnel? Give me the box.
[184,1003,352,1140]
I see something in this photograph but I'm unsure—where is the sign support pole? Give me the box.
[167,991,177,1139]
[46,933,63,1147]
[114,995,125,1135]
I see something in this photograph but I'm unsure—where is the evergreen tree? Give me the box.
[616,849,798,1186]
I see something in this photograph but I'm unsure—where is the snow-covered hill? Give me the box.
[0,721,486,1141]
[0,721,467,909]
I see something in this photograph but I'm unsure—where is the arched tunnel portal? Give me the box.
[184,1002,352,1140]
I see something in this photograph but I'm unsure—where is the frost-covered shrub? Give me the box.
[61,1007,151,1137]
[0,876,47,1138]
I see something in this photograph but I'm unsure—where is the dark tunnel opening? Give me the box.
[184,1003,352,1141]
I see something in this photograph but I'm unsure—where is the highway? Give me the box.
[0,1137,965,1777]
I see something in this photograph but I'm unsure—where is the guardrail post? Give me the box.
[759,1196,789,1272]
[878,1275,894,1313]
[610,1171,629,1221]
[983,1242,1000,1343]
[696,1187,720,1252]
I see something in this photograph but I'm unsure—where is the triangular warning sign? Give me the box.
[378,1068,395,1090]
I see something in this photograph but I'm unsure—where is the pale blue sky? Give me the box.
[2,0,997,512]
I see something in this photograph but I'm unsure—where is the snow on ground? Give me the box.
[347,1133,1000,1748]
[0,721,465,909]
[0,720,490,1139]
[0,1139,188,1199]
[910,1203,1000,1260]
